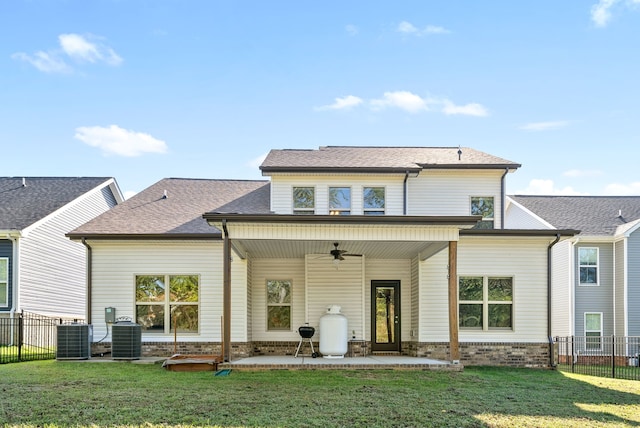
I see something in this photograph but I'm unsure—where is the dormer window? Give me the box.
[293,187,315,215]
[363,187,385,215]
[471,196,494,229]
[329,187,351,215]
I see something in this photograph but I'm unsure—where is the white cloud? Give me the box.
[247,153,268,168]
[397,20,451,36]
[75,125,168,157]
[519,120,570,131]
[563,169,603,178]
[317,91,489,117]
[11,51,72,73]
[442,100,488,117]
[516,179,588,195]
[591,0,618,27]
[59,34,122,66]
[315,95,364,111]
[123,190,138,200]
[370,91,430,113]
[345,24,359,36]
[590,0,640,27]
[12,33,122,73]
[604,182,640,195]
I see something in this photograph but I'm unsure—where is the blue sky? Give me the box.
[2,1,639,198]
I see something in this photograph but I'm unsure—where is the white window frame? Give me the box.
[292,186,315,215]
[459,276,513,331]
[266,279,292,331]
[363,186,386,215]
[584,312,603,351]
[135,274,200,335]
[578,247,599,286]
[0,258,8,307]
[329,186,351,215]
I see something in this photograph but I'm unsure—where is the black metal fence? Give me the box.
[0,311,83,364]
[554,335,640,381]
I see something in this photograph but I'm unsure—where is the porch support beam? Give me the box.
[448,241,460,363]
[222,220,231,362]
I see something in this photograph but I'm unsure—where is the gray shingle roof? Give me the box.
[510,195,640,236]
[260,146,520,172]
[0,177,113,231]
[69,178,270,237]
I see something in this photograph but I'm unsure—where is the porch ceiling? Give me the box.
[231,239,448,260]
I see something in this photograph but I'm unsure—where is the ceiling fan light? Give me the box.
[332,257,340,269]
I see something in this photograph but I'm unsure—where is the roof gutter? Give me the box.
[548,233,561,368]
[81,238,92,324]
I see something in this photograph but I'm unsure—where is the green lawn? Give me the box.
[1,361,639,427]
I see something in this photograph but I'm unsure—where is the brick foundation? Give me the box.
[91,340,550,366]
[411,342,550,367]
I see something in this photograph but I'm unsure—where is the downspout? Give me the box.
[6,234,19,345]
[548,233,561,367]
[500,168,509,229]
[81,238,92,324]
[403,171,409,215]
[221,219,231,362]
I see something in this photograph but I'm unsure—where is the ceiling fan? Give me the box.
[330,242,362,261]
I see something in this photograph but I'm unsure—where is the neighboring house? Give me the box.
[0,177,123,319]
[507,196,640,346]
[68,147,575,366]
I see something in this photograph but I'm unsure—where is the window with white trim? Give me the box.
[0,258,8,307]
[584,312,603,350]
[329,187,351,215]
[459,276,513,330]
[579,247,599,286]
[135,275,199,334]
[363,187,385,215]
[471,196,494,229]
[293,187,315,215]
[266,280,291,330]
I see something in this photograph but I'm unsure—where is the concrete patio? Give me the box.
[217,355,463,371]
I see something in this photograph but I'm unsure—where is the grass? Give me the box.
[0,345,55,364]
[1,361,639,427]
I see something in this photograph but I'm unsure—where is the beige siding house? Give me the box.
[69,147,576,366]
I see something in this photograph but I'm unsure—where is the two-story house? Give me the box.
[1,177,123,320]
[68,147,575,366]
[507,196,640,348]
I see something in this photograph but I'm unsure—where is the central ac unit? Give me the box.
[56,323,92,360]
[111,321,142,360]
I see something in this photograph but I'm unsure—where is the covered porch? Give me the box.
[204,213,482,364]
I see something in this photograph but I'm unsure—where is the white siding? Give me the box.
[551,240,572,336]
[269,174,405,215]
[407,170,503,226]
[250,258,306,341]
[88,240,245,343]
[505,201,553,229]
[306,256,363,341]
[419,237,551,343]
[18,185,117,318]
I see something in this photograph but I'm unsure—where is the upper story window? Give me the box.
[293,187,315,215]
[135,274,200,334]
[471,196,494,229]
[267,279,292,331]
[363,187,385,215]
[329,187,351,215]
[459,276,513,330]
[0,258,8,307]
[579,247,599,286]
